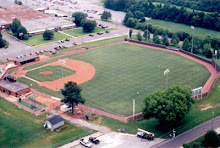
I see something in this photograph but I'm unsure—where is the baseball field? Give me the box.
[21,42,211,116]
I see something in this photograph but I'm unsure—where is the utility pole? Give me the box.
[172,129,176,138]
[191,26,194,53]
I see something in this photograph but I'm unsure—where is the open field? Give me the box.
[63,27,113,37]
[24,32,70,46]
[89,78,220,138]
[0,97,92,147]
[148,19,220,38]
[26,66,75,82]
[152,2,210,14]
[22,43,210,116]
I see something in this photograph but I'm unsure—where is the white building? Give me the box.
[44,115,64,131]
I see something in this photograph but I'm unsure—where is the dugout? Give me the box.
[0,79,30,97]
[14,55,40,66]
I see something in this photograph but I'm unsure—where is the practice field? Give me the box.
[148,19,220,38]
[0,97,92,147]
[65,43,210,116]
[25,65,75,82]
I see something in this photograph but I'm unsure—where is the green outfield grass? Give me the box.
[63,27,113,37]
[21,43,210,116]
[147,19,220,38]
[24,32,70,46]
[0,97,92,147]
[68,43,210,116]
[25,66,75,82]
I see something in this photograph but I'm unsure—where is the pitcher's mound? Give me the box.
[39,71,53,75]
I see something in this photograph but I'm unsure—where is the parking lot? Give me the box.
[74,132,164,148]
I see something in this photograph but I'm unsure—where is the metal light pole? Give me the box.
[58,59,66,88]
[164,69,170,88]
[211,111,215,130]
[146,21,149,43]
[191,26,194,53]
[133,92,139,120]
[172,129,176,138]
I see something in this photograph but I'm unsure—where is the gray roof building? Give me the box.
[45,115,64,125]
[0,81,30,93]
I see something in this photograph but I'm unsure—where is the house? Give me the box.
[44,115,64,131]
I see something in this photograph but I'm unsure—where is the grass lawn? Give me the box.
[21,43,210,116]
[147,19,220,38]
[25,66,75,82]
[63,27,113,37]
[24,32,70,46]
[88,78,220,139]
[0,97,92,147]
[187,135,204,147]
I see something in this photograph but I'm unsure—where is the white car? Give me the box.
[80,139,92,148]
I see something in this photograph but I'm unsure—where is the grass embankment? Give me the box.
[0,97,93,147]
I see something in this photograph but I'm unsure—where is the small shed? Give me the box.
[44,115,64,131]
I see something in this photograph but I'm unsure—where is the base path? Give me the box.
[126,41,217,94]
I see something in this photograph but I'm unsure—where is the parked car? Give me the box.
[73,42,77,45]
[89,137,100,144]
[89,34,94,37]
[60,40,64,43]
[44,49,49,52]
[35,51,40,55]
[80,139,92,148]
[65,38,70,41]
[39,51,44,54]
[62,46,67,48]
[105,30,110,33]
[54,47,59,50]
[97,32,103,35]
[30,53,34,55]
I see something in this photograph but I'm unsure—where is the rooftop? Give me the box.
[45,115,64,125]
[0,19,10,26]
[0,80,30,93]
[14,55,38,63]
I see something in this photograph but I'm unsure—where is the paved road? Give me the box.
[153,116,220,148]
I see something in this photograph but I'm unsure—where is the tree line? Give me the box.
[104,0,220,31]
[152,0,220,13]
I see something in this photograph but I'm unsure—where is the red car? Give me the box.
[73,42,77,45]
[44,50,49,52]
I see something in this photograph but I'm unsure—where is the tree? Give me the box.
[153,34,160,44]
[182,38,190,51]
[0,31,2,38]
[206,50,213,58]
[0,37,7,48]
[203,43,211,56]
[61,81,85,114]
[72,12,86,26]
[81,19,97,32]
[16,26,28,40]
[101,11,112,21]
[11,18,21,33]
[171,34,179,46]
[134,11,145,20]
[129,29,133,39]
[43,30,54,40]
[162,36,169,46]
[136,32,142,41]
[143,84,194,125]
[202,130,220,147]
